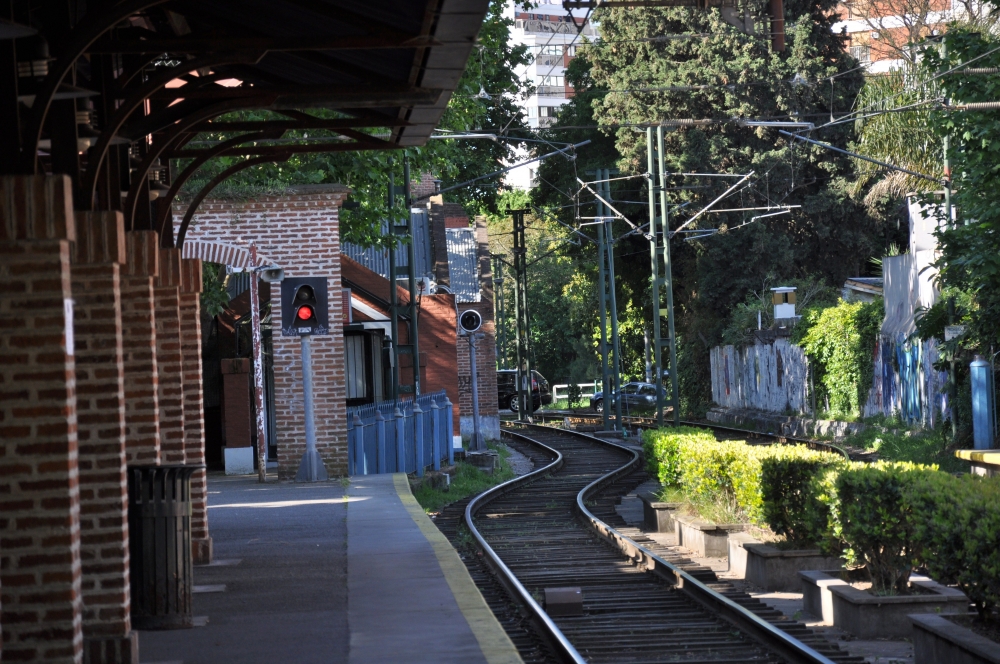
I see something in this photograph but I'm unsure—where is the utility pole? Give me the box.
[596,206,612,432]
[600,168,624,430]
[647,129,665,427]
[387,162,400,401]
[510,208,533,422]
[646,127,681,426]
[387,156,422,398]
[492,253,507,369]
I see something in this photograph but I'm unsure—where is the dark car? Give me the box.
[497,369,552,412]
[590,381,662,413]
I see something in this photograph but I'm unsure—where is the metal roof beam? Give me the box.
[86,34,442,54]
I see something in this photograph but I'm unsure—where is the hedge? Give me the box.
[906,471,1000,617]
[643,427,1000,606]
[641,427,844,528]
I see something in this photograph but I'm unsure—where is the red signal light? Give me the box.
[296,305,314,321]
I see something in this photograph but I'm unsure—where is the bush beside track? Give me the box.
[642,426,1000,619]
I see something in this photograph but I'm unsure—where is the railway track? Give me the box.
[529,411,874,461]
[455,424,863,664]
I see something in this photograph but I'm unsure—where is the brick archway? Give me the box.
[180,240,275,269]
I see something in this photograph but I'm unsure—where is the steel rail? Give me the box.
[500,424,835,664]
[463,434,586,664]
[530,411,853,460]
[539,423,838,664]
[474,423,843,663]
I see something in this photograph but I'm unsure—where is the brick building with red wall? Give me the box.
[177,184,350,480]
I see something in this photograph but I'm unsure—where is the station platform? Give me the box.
[139,472,521,664]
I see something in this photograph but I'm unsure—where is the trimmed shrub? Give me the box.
[906,473,1000,618]
[835,461,938,594]
[641,426,716,487]
[677,439,768,523]
[760,448,848,545]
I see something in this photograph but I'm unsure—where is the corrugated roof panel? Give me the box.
[446,227,480,303]
[342,210,432,280]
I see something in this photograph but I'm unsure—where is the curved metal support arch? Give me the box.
[123,95,278,230]
[21,0,171,173]
[153,129,285,237]
[176,153,292,248]
[84,51,266,208]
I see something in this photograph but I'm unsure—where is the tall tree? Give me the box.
[584,2,884,413]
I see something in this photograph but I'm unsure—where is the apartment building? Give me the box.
[833,0,967,71]
[505,0,596,188]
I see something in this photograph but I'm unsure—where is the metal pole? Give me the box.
[469,334,483,451]
[493,254,507,370]
[657,126,681,426]
[511,209,532,422]
[295,334,328,482]
[603,169,624,431]
[648,128,665,427]
[248,243,268,482]
[948,297,957,443]
[597,216,611,432]
[387,161,400,401]
[404,154,421,395]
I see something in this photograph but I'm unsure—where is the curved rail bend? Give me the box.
[468,423,839,664]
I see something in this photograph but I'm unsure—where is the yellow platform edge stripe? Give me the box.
[955,449,1000,464]
[392,473,523,664]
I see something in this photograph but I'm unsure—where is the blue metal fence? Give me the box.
[346,390,454,476]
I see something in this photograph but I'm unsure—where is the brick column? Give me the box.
[179,258,211,564]
[71,212,138,663]
[0,175,83,663]
[122,232,160,465]
[154,248,185,464]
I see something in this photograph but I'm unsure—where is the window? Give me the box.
[537,44,563,55]
[565,45,576,57]
[540,75,564,87]
[527,106,538,118]
[640,385,657,396]
[538,106,559,118]
[622,383,639,394]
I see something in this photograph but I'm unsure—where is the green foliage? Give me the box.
[760,451,847,544]
[200,262,230,317]
[834,462,937,595]
[641,426,716,486]
[643,427,844,529]
[566,383,584,408]
[796,299,883,416]
[843,427,965,473]
[923,28,1000,353]
[411,444,515,513]
[906,473,1000,618]
[721,276,839,346]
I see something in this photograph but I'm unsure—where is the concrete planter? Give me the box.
[911,613,1000,664]
[727,533,759,578]
[799,570,969,637]
[744,544,843,592]
[674,514,746,558]
[638,493,680,533]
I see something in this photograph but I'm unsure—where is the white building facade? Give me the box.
[504,1,596,189]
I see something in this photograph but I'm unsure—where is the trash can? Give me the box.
[127,465,202,629]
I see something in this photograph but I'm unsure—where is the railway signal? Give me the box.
[460,309,486,451]
[280,276,330,482]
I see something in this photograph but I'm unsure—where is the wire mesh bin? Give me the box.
[127,465,202,629]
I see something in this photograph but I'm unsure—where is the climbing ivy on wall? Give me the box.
[794,300,883,417]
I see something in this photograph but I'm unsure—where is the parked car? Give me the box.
[590,381,663,413]
[497,369,552,412]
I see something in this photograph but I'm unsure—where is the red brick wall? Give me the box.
[455,217,499,437]
[0,175,84,663]
[121,232,160,466]
[178,259,210,563]
[178,185,350,478]
[417,293,460,429]
[71,211,137,660]
[154,249,185,465]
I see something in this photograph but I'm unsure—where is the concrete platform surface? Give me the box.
[139,472,520,664]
